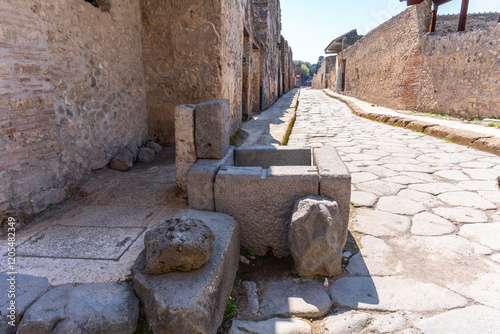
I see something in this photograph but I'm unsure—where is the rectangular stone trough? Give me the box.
[187,145,350,258]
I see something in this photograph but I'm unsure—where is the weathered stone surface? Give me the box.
[353,209,411,236]
[186,148,234,211]
[138,147,155,162]
[329,277,467,312]
[416,306,500,334]
[459,223,500,252]
[214,165,319,257]
[110,148,133,171]
[0,274,49,333]
[409,182,462,195]
[411,212,456,236]
[433,207,488,223]
[174,104,197,193]
[437,191,496,210]
[355,180,405,196]
[147,141,163,154]
[319,311,371,334]
[17,283,139,334]
[195,99,231,159]
[132,209,240,334]
[126,143,139,161]
[313,146,351,235]
[398,188,442,206]
[350,191,378,207]
[234,146,311,168]
[144,217,215,275]
[260,280,332,318]
[229,318,311,334]
[345,236,397,276]
[289,196,346,276]
[376,195,426,215]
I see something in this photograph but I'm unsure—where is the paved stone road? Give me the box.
[286,89,500,333]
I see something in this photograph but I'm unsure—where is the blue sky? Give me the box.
[281,0,499,63]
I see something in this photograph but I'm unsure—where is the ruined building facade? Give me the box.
[0,0,294,226]
[321,0,499,119]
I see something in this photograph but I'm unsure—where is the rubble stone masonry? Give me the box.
[0,0,148,227]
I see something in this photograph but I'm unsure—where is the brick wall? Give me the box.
[0,0,148,228]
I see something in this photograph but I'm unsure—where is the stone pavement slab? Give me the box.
[229,318,312,334]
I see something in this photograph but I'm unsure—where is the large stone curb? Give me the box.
[322,89,500,157]
[132,209,240,334]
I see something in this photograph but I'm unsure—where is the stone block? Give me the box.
[147,141,163,154]
[110,148,133,171]
[405,120,436,132]
[234,146,311,168]
[230,318,312,334]
[17,283,139,334]
[187,147,234,211]
[138,147,155,162]
[195,99,230,159]
[313,147,351,236]
[144,217,215,275]
[471,137,500,156]
[132,209,240,334]
[214,165,319,257]
[423,125,452,139]
[126,143,139,161]
[0,274,49,334]
[289,196,345,276]
[175,104,197,193]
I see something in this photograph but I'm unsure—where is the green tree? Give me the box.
[300,63,310,83]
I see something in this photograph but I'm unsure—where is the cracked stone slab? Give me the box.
[329,276,467,312]
[409,183,462,195]
[376,196,426,215]
[351,172,378,184]
[415,306,500,334]
[434,170,470,181]
[353,209,411,237]
[411,212,456,236]
[398,189,442,207]
[16,225,144,260]
[383,175,424,185]
[437,191,496,210]
[457,180,498,191]
[17,283,139,334]
[463,168,498,180]
[345,236,398,276]
[229,318,312,334]
[355,180,405,197]
[459,223,500,251]
[433,207,488,224]
[319,310,407,334]
[260,280,332,318]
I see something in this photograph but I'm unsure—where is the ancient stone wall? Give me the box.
[435,12,499,34]
[312,56,335,89]
[342,0,432,110]
[418,23,500,118]
[141,0,224,146]
[0,0,148,226]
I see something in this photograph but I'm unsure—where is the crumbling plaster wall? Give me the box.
[0,0,148,227]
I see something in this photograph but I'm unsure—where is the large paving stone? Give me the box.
[434,169,470,181]
[17,283,139,334]
[345,236,397,276]
[260,280,332,318]
[456,180,498,191]
[353,209,411,237]
[433,207,488,224]
[437,191,496,210]
[186,148,234,211]
[463,168,498,180]
[234,146,311,168]
[319,311,406,334]
[411,212,456,236]
[397,189,442,207]
[350,191,378,207]
[214,165,318,257]
[132,209,240,334]
[174,104,197,194]
[289,196,346,276]
[355,180,405,197]
[376,196,426,215]
[459,223,500,251]
[329,277,467,312]
[415,306,500,334]
[195,99,231,159]
[313,147,352,235]
[0,274,49,333]
[409,183,462,195]
[229,318,311,334]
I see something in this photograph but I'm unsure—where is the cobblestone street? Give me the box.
[286,89,500,332]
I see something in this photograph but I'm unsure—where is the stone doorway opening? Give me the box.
[242,26,252,121]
